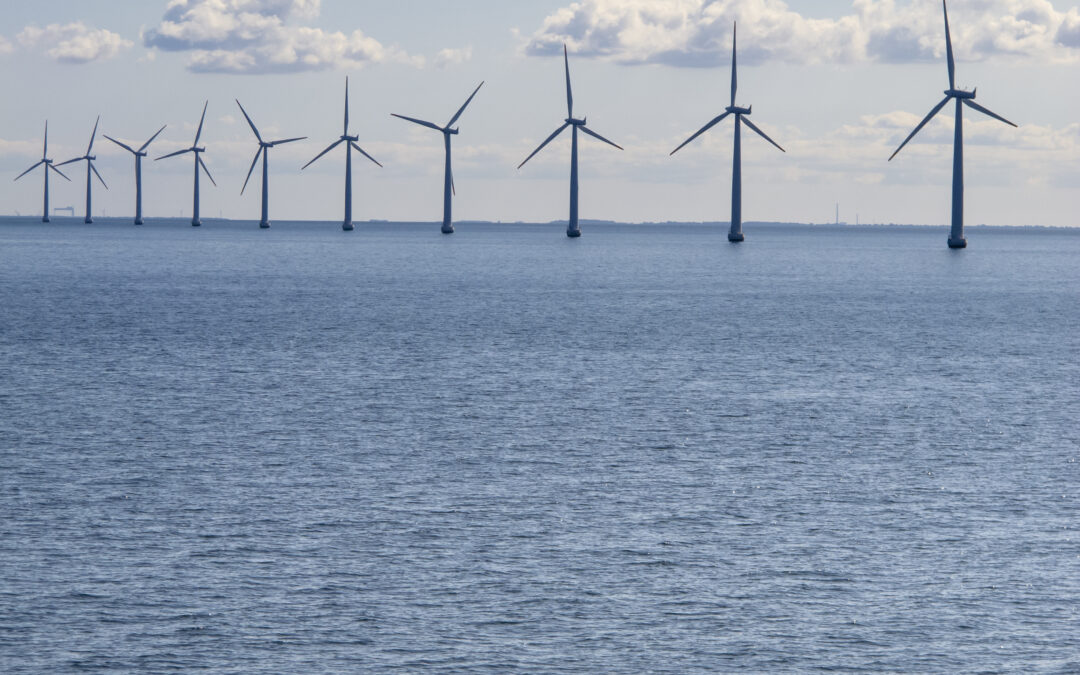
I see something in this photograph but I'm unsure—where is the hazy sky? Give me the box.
[1,0,1077,226]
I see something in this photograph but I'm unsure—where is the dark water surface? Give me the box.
[2,218,1078,673]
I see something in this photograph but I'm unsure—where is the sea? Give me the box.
[1,217,1078,673]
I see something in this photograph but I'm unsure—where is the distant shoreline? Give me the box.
[1,216,1075,231]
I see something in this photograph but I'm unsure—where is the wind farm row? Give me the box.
[13,1,1015,248]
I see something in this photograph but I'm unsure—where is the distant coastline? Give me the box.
[1,215,1075,231]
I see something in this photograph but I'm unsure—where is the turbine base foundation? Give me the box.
[191,219,201,227]
[728,232,745,243]
[343,222,354,232]
[85,217,93,224]
[135,218,144,226]
[442,224,455,234]
[260,222,271,229]
[566,227,581,238]
[42,216,50,223]
[948,236,967,249]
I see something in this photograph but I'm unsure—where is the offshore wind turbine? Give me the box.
[518,45,623,238]
[302,77,383,231]
[14,122,70,222]
[56,116,108,224]
[156,101,215,227]
[105,124,166,225]
[237,99,306,229]
[889,0,1017,248]
[670,23,785,243]
[392,81,483,234]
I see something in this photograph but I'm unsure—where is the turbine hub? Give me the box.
[193,147,206,153]
[448,127,460,135]
[44,159,53,164]
[341,134,358,142]
[726,105,752,115]
[946,89,975,100]
[86,155,95,161]
[566,117,586,126]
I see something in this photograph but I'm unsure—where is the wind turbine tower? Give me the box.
[14,122,70,222]
[888,0,1017,248]
[237,100,306,229]
[519,45,623,238]
[670,23,786,243]
[56,116,108,224]
[392,81,483,234]
[105,124,167,224]
[303,77,383,231]
[156,102,215,226]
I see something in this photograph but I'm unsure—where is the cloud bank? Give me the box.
[524,0,1080,66]
[18,22,132,63]
[143,0,422,73]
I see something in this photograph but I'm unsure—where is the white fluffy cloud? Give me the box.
[143,0,422,73]
[17,22,132,63]
[0,36,12,55]
[433,46,473,69]
[525,0,1080,66]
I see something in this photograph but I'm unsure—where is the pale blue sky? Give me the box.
[1,0,1077,226]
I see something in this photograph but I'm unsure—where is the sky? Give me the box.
[1,0,1077,226]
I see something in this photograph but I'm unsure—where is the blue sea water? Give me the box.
[1,218,1078,673]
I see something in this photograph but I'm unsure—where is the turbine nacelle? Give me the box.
[726,105,752,115]
[446,127,460,135]
[566,117,586,126]
[340,134,359,142]
[946,88,976,100]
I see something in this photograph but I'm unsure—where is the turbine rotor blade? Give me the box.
[43,121,48,158]
[302,139,344,170]
[670,112,730,155]
[351,142,383,168]
[14,161,44,181]
[943,0,956,90]
[195,101,208,145]
[963,99,1017,127]
[518,122,570,169]
[344,76,350,136]
[889,96,951,161]
[731,21,738,107]
[741,117,786,152]
[564,44,574,118]
[391,113,443,132]
[580,125,623,150]
[140,124,168,152]
[48,164,71,181]
[236,99,262,142]
[199,157,217,187]
[90,162,108,189]
[270,136,306,146]
[87,116,100,154]
[55,157,83,168]
[104,135,136,154]
[447,81,484,128]
[155,147,193,161]
[241,147,263,194]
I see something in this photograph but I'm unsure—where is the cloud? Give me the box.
[0,35,12,55]
[17,22,132,63]
[143,0,422,73]
[524,0,1080,66]
[433,46,473,69]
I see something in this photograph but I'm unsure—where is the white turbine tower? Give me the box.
[237,99,306,229]
[14,122,70,222]
[105,124,167,225]
[156,102,215,227]
[56,116,108,224]
[518,45,623,238]
[391,81,483,234]
[889,0,1017,248]
[670,23,786,243]
[302,77,382,231]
